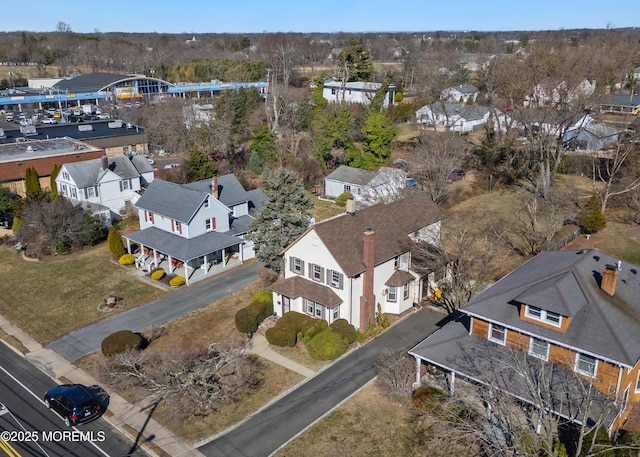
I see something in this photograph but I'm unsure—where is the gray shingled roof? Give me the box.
[462,249,640,366]
[426,103,489,121]
[64,155,141,188]
[409,317,618,430]
[295,192,443,278]
[124,226,241,261]
[183,174,259,208]
[325,165,377,187]
[136,179,207,224]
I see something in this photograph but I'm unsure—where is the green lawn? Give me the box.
[0,244,165,344]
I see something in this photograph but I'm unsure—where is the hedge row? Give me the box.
[101,330,143,356]
[235,291,274,333]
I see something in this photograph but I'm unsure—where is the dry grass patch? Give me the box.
[78,281,306,444]
[275,382,416,457]
[268,343,331,372]
[310,193,345,222]
[0,244,165,344]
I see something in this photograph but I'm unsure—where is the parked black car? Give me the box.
[43,384,103,426]
[67,115,83,123]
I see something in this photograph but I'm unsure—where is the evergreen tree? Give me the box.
[336,42,374,82]
[247,169,314,273]
[0,187,17,216]
[311,75,328,111]
[50,164,60,197]
[107,227,126,260]
[356,112,397,170]
[185,147,217,182]
[249,123,279,173]
[369,72,393,114]
[578,194,607,234]
[25,167,42,197]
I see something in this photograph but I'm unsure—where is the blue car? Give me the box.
[43,384,103,426]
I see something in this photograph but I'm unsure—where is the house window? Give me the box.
[148,212,154,223]
[71,188,77,199]
[291,257,304,274]
[333,308,339,320]
[387,286,397,301]
[488,323,507,345]
[86,187,95,198]
[525,305,562,328]
[575,353,597,377]
[331,88,336,95]
[204,199,209,208]
[206,219,211,230]
[529,337,549,360]
[312,264,323,281]
[120,180,130,191]
[403,283,410,299]
[305,299,324,319]
[331,270,341,288]
[344,184,351,193]
[394,256,400,269]
[173,220,182,234]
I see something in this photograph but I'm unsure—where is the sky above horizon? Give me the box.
[3,0,639,34]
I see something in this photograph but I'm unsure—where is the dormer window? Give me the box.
[525,305,562,328]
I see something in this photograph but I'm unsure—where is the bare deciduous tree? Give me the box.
[375,349,416,397]
[99,338,264,419]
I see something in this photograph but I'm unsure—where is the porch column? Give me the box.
[125,238,131,254]
[222,248,227,267]
[415,357,422,384]
[239,243,244,263]
[168,255,174,274]
[184,262,189,286]
[153,249,158,268]
[449,372,455,395]
[203,254,209,273]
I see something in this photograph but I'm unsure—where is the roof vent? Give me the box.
[26,145,34,152]
[577,249,588,254]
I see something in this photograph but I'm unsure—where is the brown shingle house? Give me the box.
[410,249,640,435]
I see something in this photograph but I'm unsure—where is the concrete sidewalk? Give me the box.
[1,316,321,457]
[0,314,204,457]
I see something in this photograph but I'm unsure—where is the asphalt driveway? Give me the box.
[46,262,260,362]
[197,306,449,457]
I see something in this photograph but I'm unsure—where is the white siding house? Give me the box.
[322,80,396,107]
[270,193,443,330]
[324,165,409,206]
[56,154,154,220]
[416,103,490,133]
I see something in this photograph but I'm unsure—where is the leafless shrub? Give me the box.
[98,337,264,419]
[258,266,280,287]
[375,349,415,397]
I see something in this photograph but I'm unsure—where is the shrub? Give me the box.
[278,311,318,334]
[107,227,126,260]
[302,319,329,344]
[119,253,136,265]
[330,319,357,344]
[394,91,403,103]
[169,275,186,287]
[235,291,274,333]
[101,330,143,356]
[151,269,165,280]
[335,192,352,207]
[578,194,606,234]
[306,330,348,360]
[265,327,297,347]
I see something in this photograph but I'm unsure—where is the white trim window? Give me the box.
[525,305,562,328]
[305,298,324,319]
[387,286,397,302]
[488,323,507,345]
[529,337,549,360]
[291,257,304,275]
[636,371,640,393]
[403,283,410,299]
[575,353,597,377]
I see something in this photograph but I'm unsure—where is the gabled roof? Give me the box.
[323,80,383,91]
[183,174,268,211]
[604,93,640,107]
[418,103,489,122]
[291,192,443,278]
[462,249,640,366]
[136,179,207,223]
[325,165,377,186]
[62,156,141,188]
[445,84,478,94]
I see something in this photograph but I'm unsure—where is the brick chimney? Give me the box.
[359,227,376,331]
[601,262,620,296]
[211,176,219,199]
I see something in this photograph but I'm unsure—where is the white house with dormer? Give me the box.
[324,165,411,206]
[56,154,154,220]
[270,193,443,330]
[123,174,267,285]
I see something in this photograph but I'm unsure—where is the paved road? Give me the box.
[0,342,147,457]
[199,307,449,457]
[46,262,260,362]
